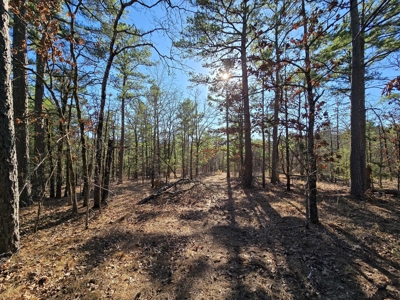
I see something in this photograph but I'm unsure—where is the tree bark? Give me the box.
[56,121,64,199]
[66,103,78,213]
[12,0,32,206]
[32,46,46,202]
[241,11,253,188]
[46,118,55,198]
[261,79,266,188]
[0,0,20,255]
[67,0,90,207]
[118,75,127,184]
[271,25,281,184]
[302,0,318,224]
[225,88,230,179]
[350,0,367,197]
[102,139,114,203]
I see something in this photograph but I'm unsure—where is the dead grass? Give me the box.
[1,174,400,299]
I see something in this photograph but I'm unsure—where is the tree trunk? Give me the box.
[284,90,290,191]
[0,0,20,255]
[182,126,186,178]
[118,76,127,184]
[46,118,55,198]
[189,134,194,180]
[64,157,69,199]
[302,0,318,224]
[12,0,32,206]
[271,26,281,184]
[134,123,138,179]
[225,88,230,179]
[350,0,367,197]
[261,79,266,188]
[56,121,64,199]
[241,21,253,188]
[102,139,114,203]
[66,103,78,213]
[67,1,90,207]
[93,52,115,209]
[32,46,46,202]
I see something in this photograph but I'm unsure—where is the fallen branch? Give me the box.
[138,178,210,205]
[138,178,192,205]
[371,189,400,195]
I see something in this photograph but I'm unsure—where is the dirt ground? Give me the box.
[1,173,400,300]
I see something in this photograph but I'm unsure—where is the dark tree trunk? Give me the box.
[66,103,78,213]
[32,48,46,201]
[261,79,266,188]
[284,91,290,191]
[302,0,318,224]
[56,121,64,199]
[189,135,194,180]
[118,75,127,184]
[64,157,69,199]
[225,88,231,179]
[93,1,135,208]
[0,0,20,255]
[102,139,114,203]
[181,126,186,178]
[67,0,90,207]
[241,30,253,188]
[134,124,138,179]
[271,26,281,184]
[46,118,55,198]
[350,0,367,197]
[12,0,32,207]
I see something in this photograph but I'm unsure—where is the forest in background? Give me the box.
[0,0,400,280]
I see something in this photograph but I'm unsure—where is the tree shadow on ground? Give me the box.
[49,175,400,299]
[20,198,80,236]
[244,187,400,299]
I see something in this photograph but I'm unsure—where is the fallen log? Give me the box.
[138,178,204,205]
[371,189,400,195]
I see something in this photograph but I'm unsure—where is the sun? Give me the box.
[221,72,230,80]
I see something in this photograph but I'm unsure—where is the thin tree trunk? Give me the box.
[284,91,290,191]
[64,157,69,199]
[271,26,281,184]
[46,118,55,198]
[32,47,46,201]
[56,121,64,199]
[189,135,194,180]
[241,16,253,188]
[118,76,127,184]
[66,0,90,207]
[102,139,114,203]
[302,0,318,224]
[65,103,78,213]
[261,79,266,188]
[225,88,230,179]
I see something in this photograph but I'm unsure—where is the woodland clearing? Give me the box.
[1,174,400,300]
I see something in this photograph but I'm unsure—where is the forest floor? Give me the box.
[1,173,400,300]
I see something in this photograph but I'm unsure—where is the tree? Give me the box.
[179,0,265,187]
[92,0,166,208]
[349,0,400,197]
[11,0,32,207]
[65,0,91,207]
[350,0,367,197]
[177,99,196,178]
[113,35,151,184]
[0,0,20,255]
